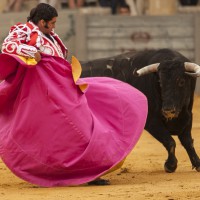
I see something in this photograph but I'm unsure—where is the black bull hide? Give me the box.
[80,48,200,173]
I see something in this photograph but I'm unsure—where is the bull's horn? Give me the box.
[133,63,160,76]
[184,62,200,77]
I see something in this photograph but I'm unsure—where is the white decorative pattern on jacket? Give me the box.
[1,22,68,59]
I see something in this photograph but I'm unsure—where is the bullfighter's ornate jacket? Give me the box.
[1,21,68,59]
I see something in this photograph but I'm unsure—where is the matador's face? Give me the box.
[38,17,57,34]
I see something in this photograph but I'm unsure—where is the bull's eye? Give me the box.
[178,79,185,87]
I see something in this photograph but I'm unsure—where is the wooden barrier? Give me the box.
[75,14,195,61]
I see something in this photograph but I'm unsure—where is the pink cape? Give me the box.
[0,53,147,187]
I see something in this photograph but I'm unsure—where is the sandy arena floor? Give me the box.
[0,96,200,200]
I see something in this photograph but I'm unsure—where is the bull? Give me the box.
[81,48,200,173]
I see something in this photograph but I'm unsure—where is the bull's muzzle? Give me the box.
[162,109,179,120]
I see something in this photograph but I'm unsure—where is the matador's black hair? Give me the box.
[27,3,58,24]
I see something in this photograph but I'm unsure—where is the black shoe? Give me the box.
[88,178,110,186]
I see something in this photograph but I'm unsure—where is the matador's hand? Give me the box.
[34,52,41,62]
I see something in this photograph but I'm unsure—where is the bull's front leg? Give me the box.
[146,119,178,173]
[178,133,200,171]
[164,139,178,173]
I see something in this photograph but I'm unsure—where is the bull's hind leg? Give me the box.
[178,134,200,171]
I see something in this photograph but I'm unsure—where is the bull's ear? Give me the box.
[133,68,139,76]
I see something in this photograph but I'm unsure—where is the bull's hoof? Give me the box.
[164,161,177,173]
[192,165,200,172]
[88,178,110,186]
[194,166,200,172]
[192,159,200,172]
